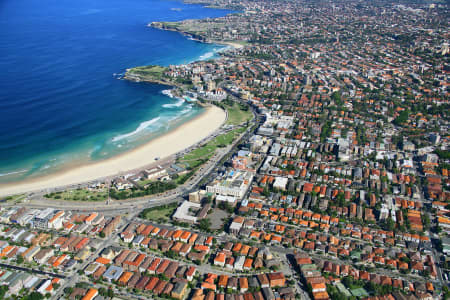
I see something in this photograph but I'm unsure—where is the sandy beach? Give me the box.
[0,105,226,197]
[213,40,244,50]
[222,41,244,49]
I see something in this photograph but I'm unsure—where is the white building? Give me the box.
[216,195,238,206]
[145,166,168,180]
[273,177,288,191]
[206,170,253,199]
[172,201,202,224]
[234,256,246,271]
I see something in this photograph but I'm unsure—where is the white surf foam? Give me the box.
[179,105,193,115]
[161,89,174,98]
[0,169,28,177]
[198,51,214,61]
[162,98,185,108]
[112,117,161,142]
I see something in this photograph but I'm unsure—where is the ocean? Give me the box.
[0,0,233,183]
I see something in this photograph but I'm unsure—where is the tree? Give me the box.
[107,289,114,298]
[435,239,443,252]
[434,149,450,160]
[331,91,343,107]
[320,121,332,142]
[327,284,350,300]
[422,214,430,231]
[393,110,409,126]
[198,218,212,232]
[218,201,234,213]
[23,292,44,300]
[0,286,7,299]
[165,250,177,259]
[16,255,24,264]
[98,288,107,296]
[442,285,450,299]
[382,218,395,232]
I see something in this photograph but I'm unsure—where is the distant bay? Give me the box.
[0,0,233,183]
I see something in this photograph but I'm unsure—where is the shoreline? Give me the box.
[213,40,244,49]
[148,21,245,52]
[0,105,226,197]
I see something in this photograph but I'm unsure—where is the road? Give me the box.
[0,263,66,279]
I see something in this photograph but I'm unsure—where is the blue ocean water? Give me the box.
[0,0,233,183]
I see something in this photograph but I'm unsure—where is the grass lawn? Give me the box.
[351,288,369,297]
[224,103,253,126]
[44,189,108,202]
[140,203,178,223]
[1,194,26,204]
[175,169,196,185]
[178,126,246,169]
[230,40,249,46]
[159,21,226,35]
[336,283,352,297]
[137,179,156,187]
[127,65,168,80]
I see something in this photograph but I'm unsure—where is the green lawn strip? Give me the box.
[160,21,226,33]
[137,179,155,187]
[175,168,198,185]
[178,127,245,169]
[224,103,253,126]
[1,194,27,203]
[127,65,168,80]
[44,189,108,202]
[109,181,176,200]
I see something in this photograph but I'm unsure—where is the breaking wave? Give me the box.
[112,117,160,142]
[162,98,184,108]
[0,169,28,177]
[198,51,214,61]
